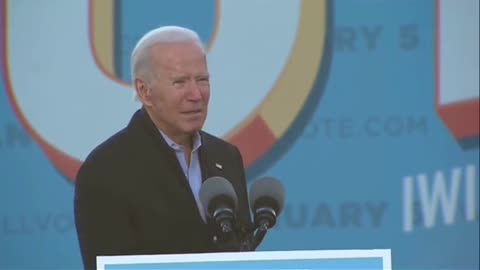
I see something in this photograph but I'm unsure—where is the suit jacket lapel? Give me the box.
[198,131,225,182]
[198,132,210,182]
[131,108,195,204]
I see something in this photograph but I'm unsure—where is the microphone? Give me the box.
[249,177,285,231]
[199,176,238,233]
[240,177,285,251]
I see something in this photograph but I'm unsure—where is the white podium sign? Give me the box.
[97,249,392,269]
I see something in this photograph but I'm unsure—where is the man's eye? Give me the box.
[173,80,185,87]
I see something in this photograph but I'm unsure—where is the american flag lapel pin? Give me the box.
[215,163,223,170]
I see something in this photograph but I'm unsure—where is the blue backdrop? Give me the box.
[1,0,478,269]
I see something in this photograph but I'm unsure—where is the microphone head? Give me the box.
[199,176,238,217]
[249,177,285,216]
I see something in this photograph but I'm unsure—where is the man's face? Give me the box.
[140,42,210,139]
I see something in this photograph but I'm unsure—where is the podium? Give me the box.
[97,249,392,269]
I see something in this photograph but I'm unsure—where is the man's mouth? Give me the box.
[182,109,202,115]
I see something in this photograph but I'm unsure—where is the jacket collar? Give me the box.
[128,107,212,182]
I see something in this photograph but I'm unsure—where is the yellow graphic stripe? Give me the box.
[92,0,115,75]
[259,0,327,137]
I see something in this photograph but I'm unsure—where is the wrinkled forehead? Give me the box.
[149,41,205,59]
[150,43,206,65]
[147,42,208,78]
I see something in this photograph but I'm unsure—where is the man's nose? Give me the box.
[187,82,203,100]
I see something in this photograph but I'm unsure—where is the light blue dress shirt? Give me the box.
[158,130,206,222]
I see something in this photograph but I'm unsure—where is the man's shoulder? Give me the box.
[80,109,146,168]
[89,128,132,161]
[76,127,134,181]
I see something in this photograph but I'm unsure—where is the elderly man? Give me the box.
[74,26,252,270]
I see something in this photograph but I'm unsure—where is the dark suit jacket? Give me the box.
[74,108,252,270]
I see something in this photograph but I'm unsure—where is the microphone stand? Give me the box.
[239,220,270,251]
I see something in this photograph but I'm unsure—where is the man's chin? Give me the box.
[183,125,204,134]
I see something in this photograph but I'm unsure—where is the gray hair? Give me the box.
[130,25,206,84]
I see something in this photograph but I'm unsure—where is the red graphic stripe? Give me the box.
[438,100,480,139]
[230,116,276,168]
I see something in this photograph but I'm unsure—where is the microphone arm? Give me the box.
[239,219,272,251]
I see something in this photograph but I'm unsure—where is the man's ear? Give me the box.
[134,78,153,107]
